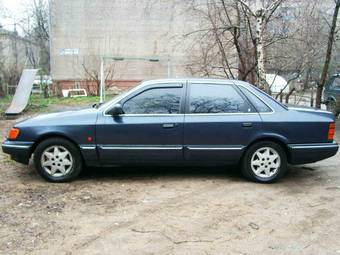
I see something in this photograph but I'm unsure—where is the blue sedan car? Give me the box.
[2,79,338,183]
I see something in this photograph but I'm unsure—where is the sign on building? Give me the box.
[59,48,79,56]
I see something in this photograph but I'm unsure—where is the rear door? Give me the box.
[183,82,262,164]
[96,83,185,165]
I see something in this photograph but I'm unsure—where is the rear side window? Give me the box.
[238,86,272,113]
[123,87,182,114]
[188,84,253,113]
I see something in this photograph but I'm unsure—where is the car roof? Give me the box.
[141,78,243,86]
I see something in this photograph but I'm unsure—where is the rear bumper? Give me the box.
[1,140,33,164]
[288,141,339,164]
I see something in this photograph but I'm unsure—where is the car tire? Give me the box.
[241,141,287,183]
[33,138,83,182]
[326,100,339,118]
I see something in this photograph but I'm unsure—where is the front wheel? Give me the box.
[33,138,83,182]
[241,141,287,183]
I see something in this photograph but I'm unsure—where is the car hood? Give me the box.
[16,108,99,127]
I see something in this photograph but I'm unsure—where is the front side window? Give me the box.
[189,84,252,113]
[123,87,182,114]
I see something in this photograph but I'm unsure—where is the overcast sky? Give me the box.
[0,0,26,32]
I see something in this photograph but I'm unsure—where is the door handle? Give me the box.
[242,122,253,128]
[162,123,177,128]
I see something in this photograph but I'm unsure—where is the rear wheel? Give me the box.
[33,138,83,182]
[241,141,287,183]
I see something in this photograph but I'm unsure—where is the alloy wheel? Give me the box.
[250,147,281,178]
[40,145,74,177]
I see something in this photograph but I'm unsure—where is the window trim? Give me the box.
[185,82,256,115]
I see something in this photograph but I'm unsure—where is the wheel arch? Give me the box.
[30,132,81,159]
[243,135,291,163]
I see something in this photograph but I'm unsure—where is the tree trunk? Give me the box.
[0,77,5,97]
[43,84,49,98]
[316,0,340,108]
[96,81,101,96]
[310,86,314,107]
[303,67,311,90]
[0,85,5,97]
[285,88,296,104]
[255,9,268,93]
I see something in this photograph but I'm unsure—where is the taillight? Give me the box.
[328,123,335,141]
[8,127,20,140]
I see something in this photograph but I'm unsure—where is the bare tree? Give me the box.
[265,0,327,96]
[82,55,117,96]
[21,0,50,74]
[185,0,285,92]
[185,1,255,82]
[185,0,340,103]
[0,2,5,97]
[236,0,284,92]
[316,0,340,108]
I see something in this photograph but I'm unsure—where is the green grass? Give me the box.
[0,95,103,116]
[27,95,102,113]
[0,96,13,116]
[29,95,101,107]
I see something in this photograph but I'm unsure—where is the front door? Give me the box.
[96,83,185,165]
[184,82,262,164]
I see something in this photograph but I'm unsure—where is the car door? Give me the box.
[96,83,185,165]
[183,82,262,164]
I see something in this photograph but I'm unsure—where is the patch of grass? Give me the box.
[0,96,13,116]
[26,95,102,113]
[29,95,101,106]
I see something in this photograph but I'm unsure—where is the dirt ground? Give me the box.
[0,109,340,255]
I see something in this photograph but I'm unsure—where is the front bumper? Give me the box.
[288,141,339,164]
[1,140,34,164]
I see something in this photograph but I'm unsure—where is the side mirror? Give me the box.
[108,104,124,116]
